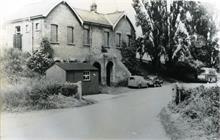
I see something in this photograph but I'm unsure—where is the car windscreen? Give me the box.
[130,77,135,80]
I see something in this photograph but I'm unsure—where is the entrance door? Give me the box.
[106,61,113,86]
[93,62,101,84]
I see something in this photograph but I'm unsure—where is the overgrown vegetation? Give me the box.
[0,48,38,83]
[161,85,220,139]
[0,38,91,112]
[27,38,54,74]
[120,41,141,75]
[0,79,85,112]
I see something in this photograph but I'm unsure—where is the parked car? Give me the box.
[128,75,153,88]
[197,67,218,83]
[145,76,163,87]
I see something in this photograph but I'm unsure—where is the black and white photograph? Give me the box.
[0,0,219,139]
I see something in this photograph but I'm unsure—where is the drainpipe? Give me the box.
[31,20,34,54]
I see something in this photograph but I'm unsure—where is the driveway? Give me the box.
[1,85,173,140]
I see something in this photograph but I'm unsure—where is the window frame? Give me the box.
[50,24,59,44]
[104,31,110,48]
[127,34,131,46]
[116,33,121,48]
[15,26,21,34]
[67,26,74,45]
[25,24,29,33]
[83,28,90,47]
[83,71,91,81]
[35,23,40,31]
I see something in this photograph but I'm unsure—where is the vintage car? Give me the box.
[197,67,218,83]
[128,75,153,88]
[145,75,163,87]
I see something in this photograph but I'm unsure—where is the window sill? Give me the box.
[83,80,91,82]
[50,42,59,45]
[84,44,91,47]
[104,46,110,49]
[67,43,75,46]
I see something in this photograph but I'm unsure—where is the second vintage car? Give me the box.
[128,75,153,88]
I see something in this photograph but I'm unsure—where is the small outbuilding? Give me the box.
[46,62,99,95]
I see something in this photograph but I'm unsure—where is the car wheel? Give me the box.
[138,84,141,89]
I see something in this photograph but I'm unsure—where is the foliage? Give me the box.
[132,0,168,66]
[169,85,220,137]
[120,40,140,75]
[132,0,220,70]
[0,48,38,83]
[27,38,54,74]
[1,78,79,112]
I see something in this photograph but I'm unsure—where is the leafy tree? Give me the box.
[133,0,168,67]
[120,39,140,74]
[27,38,54,74]
[132,0,219,70]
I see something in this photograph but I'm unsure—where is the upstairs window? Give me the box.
[104,31,110,47]
[15,26,21,34]
[67,26,74,44]
[116,33,121,48]
[83,71,90,81]
[83,29,90,46]
[25,24,29,33]
[35,23,40,31]
[127,35,131,46]
[51,24,58,43]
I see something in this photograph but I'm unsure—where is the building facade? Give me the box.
[5,0,136,86]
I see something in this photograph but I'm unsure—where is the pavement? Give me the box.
[1,85,173,140]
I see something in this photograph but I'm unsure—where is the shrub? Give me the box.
[1,78,79,111]
[27,38,54,74]
[170,85,220,136]
[0,48,38,83]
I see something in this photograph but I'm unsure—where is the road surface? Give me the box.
[1,85,173,140]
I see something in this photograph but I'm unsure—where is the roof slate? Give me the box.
[9,0,125,28]
[56,63,98,71]
[74,8,112,27]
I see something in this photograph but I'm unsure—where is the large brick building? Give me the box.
[5,0,136,86]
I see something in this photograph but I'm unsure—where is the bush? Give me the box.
[0,48,38,83]
[170,85,220,136]
[1,78,79,112]
[27,38,54,74]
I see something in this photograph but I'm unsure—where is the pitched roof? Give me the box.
[56,63,98,71]
[8,0,62,21]
[73,8,112,27]
[8,0,129,29]
[105,11,125,26]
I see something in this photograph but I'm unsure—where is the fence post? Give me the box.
[77,81,82,101]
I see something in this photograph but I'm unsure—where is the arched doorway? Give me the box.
[106,61,113,86]
[93,62,101,84]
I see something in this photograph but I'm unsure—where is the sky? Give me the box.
[0,0,220,37]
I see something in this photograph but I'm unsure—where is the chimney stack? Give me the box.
[90,2,97,12]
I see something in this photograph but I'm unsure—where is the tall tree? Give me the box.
[133,0,168,67]
[132,0,219,69]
